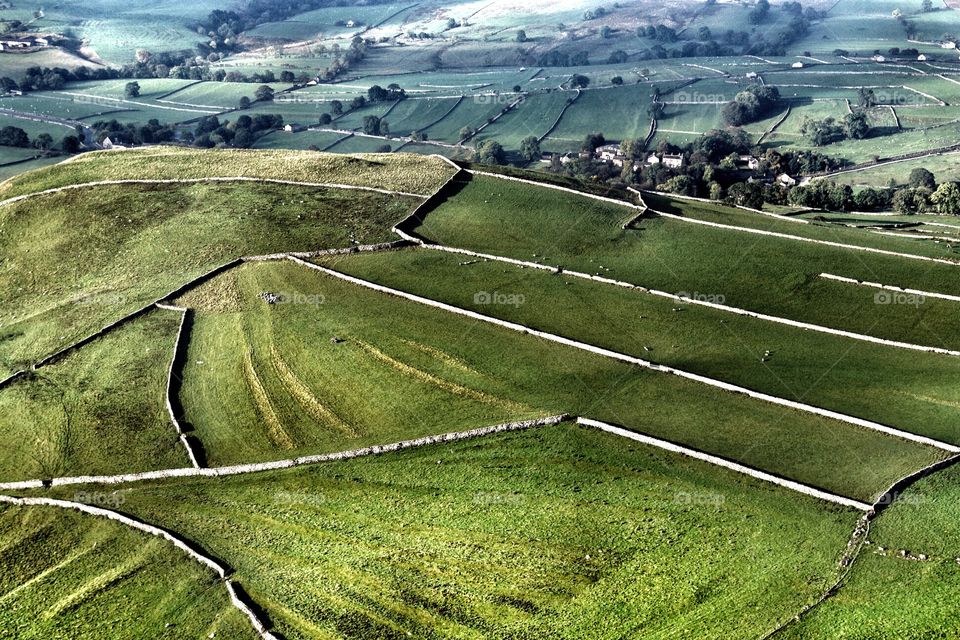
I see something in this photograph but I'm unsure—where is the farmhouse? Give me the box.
[595,143,626,167]
[737,154,760,170]
[791,61,804,68]
[100,137,126,150]
[662,153,684,169]
[645,153,660,165]
[918,54,928,61]
[777,173,797,186]
[872,55,886,62]
[745,72,758,79]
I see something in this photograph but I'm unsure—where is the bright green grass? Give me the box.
[329,247,960,447]
[543,85,653,148]
[403,173,960,352]
[474,91,570,149]
[0,181,417,373]
[379,97,463,137]
[784,462,960,639]
[0,504,254,639]
[180,259,935,501]
[0,310,187,482]
[0,147,453,199]
[84,423,860,639]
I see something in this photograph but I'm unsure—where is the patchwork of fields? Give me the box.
[1,149,959,637]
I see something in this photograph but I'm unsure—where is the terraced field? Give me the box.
[3,148,960,638]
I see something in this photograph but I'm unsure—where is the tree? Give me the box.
[33,133,53,150]
[519,136,541,162]
[124,82,140,98]
[611,75,624,85]
[600,26,612,39]
[922,0,934,12]
[238,96,251,109]
[61,135,81,153]
[567,74,590,89]
[330,100,343,116]
[0,126,29,147]
[844,111,870,139]
[350,96,366,110]
[475,139,505,164]
[698,26,712,40]
[458,126,474,141]
[254,85,274,102]
[909,167,937,190]
[581,132,605,152]
[857,87,877,109]
[931,182,960,215]
[280,70,296,83]
[362,115,382,136]
[319,113,332,125]
[516,29,527,42]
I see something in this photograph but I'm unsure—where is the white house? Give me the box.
[738,154,760,170]
[777,173,797,186]
[791,61,804,68]
[918,54,928,61]
[872,55,886,62]
[645,153,660,165]
[745,71,758,79]
[662,153,684,169]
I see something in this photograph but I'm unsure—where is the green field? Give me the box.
[0,170,421,373]
[49,423,862,640]
[0,310,187,482]
[0,504,254,639]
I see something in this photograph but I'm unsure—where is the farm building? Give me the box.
[646,153,660,165]
[791,62,804,69]
[738,155,761,170]
[777,173,797,186]
[918,54,928,61]
[662,154,684,169]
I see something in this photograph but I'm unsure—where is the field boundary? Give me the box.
[0,494,279,640]
[578,418,870,510]
[156,304,202,468]
[291,258,960,453]
[0,416,569,490]
[410,242,960,356]
[632,189,960,266]
[820,273,960,303]
[537,89,581,142]
[0,176,425,209]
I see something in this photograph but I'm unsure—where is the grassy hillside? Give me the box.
[0,148,454,200]
[68,423,861,640]
[175,259,937,501]
[0,310,187,482]
[784,462,960,639]
[327,247,960,446]
[0,179,418,374]
[0,505,254,639]
[407,174,960,350]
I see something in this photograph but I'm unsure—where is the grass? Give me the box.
[0,180,418,374]
[328,247,960,448]
[0,147,453,198]
[71,423,862,640]
[0,504,255,639]
[178,259,935,501]
[0,310,188,482]
[402,174,960,352]
[784,461,960,638]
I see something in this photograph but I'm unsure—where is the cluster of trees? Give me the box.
[189,113,284,148]
[789,169,960,214]
[0,125,69,153]
[91,119,176,146]
[721,85,781,127]
[800,111,870,146]
[535,50,591,67]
